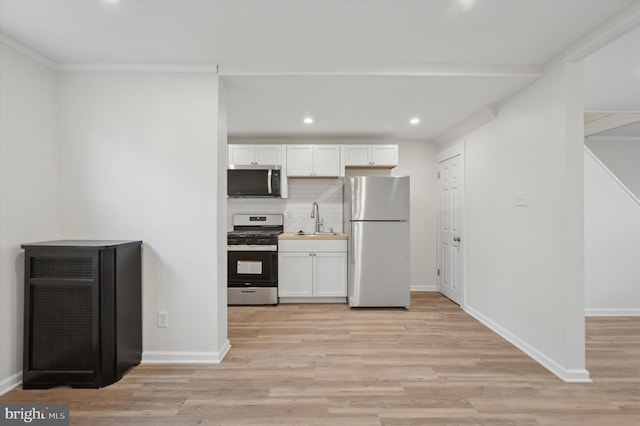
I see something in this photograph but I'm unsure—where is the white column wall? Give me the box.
[58,71,229,362]
[216,80,229,346]
[455,62,588,381]
[0,43,59,393]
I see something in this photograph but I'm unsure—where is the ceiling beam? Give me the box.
[218,64,543,78]
[432,106,498,146]
[0,33,56,69]
[545,1,640,67]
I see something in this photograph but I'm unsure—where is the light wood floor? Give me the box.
[2,292,639,425]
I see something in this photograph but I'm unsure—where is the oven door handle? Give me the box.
[240,290,257,294]
[227,245,278,252]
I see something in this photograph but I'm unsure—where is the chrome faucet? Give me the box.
[311,201,323,233]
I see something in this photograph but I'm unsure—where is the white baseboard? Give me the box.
[0,371,22,396]
[279,297,347,303]
[585,308,640,317]
[142,340,231,364]
[411,285,437,292]
[463,304,591,383]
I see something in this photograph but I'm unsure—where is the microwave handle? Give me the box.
[267,169,272,194]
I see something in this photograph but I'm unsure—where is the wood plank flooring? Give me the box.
[2,292,639,425]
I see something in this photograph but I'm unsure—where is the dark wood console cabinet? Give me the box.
[21,240,142,389]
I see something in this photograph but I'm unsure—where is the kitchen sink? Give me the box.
[294,230,340,237]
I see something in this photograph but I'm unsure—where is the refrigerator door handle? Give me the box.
[350,223,355,264]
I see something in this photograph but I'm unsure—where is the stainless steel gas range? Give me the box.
[227,214,283,305]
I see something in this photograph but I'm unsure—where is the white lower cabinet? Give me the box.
[278,240,347,301]
[314,253,347,297]
[278,252,314,297]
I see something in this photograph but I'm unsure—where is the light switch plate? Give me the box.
[157,311,169,328]
[515,191,528,207]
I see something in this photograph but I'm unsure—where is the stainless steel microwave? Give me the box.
[227,165,281,197]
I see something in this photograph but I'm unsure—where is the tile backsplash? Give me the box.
[228,178,344,233]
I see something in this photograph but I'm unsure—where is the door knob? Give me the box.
[453,236,461,242]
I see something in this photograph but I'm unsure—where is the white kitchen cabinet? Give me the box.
[228,145,254,165]
[343,144,398,167]
[314,253,348,297]
[278,252,314,297]
[286,145,341,177]
[228,144,283,166]
[278,239,347,301]
[285,145,314,176]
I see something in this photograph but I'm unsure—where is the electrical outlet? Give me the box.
[157,311,169,328]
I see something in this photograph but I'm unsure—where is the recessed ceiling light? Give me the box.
[409,117,420,125]
[459,0,476,12]
[104,0,121,4]
[303,117,314,124]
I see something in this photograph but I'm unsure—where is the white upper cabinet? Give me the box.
[286,145,314,176]
[286,145,341,177]
[344,146,370,166]
[371,145,398,166]
[255,145,282,165]
[343,144,398,167]
[314,145,341,176]
[228,144,284,166]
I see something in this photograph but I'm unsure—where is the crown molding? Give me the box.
[432,106,498,146]
[218,63,543,78]
[0,34,219,73]
[0,33,57,69]
[545,2,640,68]
[57,63,219,73]
[586,135,640,142]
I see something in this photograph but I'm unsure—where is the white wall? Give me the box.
[216,81,229,350]
[228,139,438,290]
[584,147,640,315]
[392,140,438,291]
[0,43,59,393]
[585,137,640,198]
[58,71,229,362]
[452,62,588,381]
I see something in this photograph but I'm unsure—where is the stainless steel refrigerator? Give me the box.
[344,176,410,308]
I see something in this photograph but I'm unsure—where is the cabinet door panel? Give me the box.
[286,146,314,176]
[228,145,255,165]
[371,145,398,166]
[255,145,281,165]
[314,145,341,176]
[345,146,370,166]
[314,253,347,297]
[278,252,313,297]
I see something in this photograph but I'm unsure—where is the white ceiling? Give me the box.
[584,25,640,112]
[1,0,639,141]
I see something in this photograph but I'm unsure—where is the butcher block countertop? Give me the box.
[279,232,348,240]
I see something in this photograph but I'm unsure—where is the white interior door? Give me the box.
[437,148,465,305]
